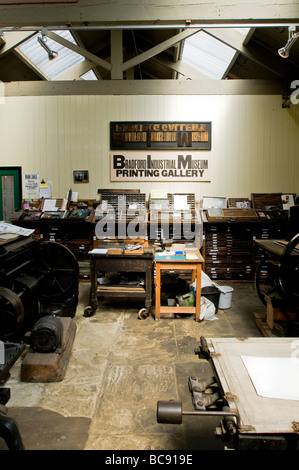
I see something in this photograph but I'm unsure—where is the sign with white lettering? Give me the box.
[110,121,212,150]
[110,151,211,182]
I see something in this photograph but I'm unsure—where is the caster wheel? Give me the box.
[137,308,149,320]
[84,306,96,317]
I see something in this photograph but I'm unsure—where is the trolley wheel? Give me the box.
[137,307,150,320]
[83,306,96,317]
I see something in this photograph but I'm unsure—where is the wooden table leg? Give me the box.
[89,257,98,310]
[195,264,202,321]
[155,262,161,321]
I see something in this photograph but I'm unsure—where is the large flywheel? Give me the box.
[278,233,299,303]
[36,241,79,302]
[255,233,299,306]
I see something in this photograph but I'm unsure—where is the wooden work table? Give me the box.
[84,249,154,318]
[155,250,205,321]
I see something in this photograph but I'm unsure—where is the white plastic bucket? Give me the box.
[218,286,234,309]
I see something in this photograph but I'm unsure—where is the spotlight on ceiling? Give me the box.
[278,26,299,58]
[37,35,58,61]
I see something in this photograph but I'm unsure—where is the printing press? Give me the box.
[0,234,79,449]
[157,231,299,449]
[157,336,299,450]
[254,232,299,336]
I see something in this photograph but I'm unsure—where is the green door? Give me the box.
[0,167,22,221]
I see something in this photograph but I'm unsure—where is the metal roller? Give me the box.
[157,400,240,429]
[157,401,183,424]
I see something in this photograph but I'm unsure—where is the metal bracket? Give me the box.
[188,376,219,410]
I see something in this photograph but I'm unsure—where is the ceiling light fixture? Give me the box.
[37,34,58,61]
[278,26,299,58]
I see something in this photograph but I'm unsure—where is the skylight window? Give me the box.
[17,30,97,81]
[181,30,237,79]
[81,70,98,80]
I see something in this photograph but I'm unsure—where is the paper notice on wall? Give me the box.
[241,355,299,401]
[40,181,52,199]
[23,173,40,199]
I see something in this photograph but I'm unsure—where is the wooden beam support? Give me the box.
[156,57,210,80]
[4,79,284,96]
[121,28,200,72]
[0,1,298,28]
[111,29,123,79]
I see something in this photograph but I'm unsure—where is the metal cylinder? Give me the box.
[157,401,183,424]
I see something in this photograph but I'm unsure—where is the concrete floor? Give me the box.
[3,281,265,450]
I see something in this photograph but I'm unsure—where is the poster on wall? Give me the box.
[110,151,211,182]
[22,173,40,199]
[110,121,212,150]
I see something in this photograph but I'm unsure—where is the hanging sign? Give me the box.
[110,151,211,182]
[110,121,212,151]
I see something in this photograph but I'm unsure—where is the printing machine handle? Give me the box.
[156,400,241,431]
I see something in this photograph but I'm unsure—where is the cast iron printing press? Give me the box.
[0,234,79,449]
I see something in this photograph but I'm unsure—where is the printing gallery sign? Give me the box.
[110,121,211,182]
[110,152,211,182]
[110,121,211,150]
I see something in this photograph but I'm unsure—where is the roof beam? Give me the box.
[121,28,200,72]
[47,31,112,71]
[111,29,123,79]
[4,79,284,96]
[157,58,210,80]
[0,0,298,28]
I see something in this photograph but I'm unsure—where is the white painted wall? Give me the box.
[1,94,298,202]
